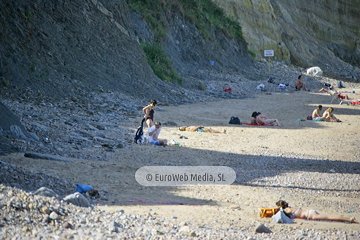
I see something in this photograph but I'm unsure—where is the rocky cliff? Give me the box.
[0,0,359,104]
[0,0,259,103]
[213,0,360,80]
[0,0,175,102]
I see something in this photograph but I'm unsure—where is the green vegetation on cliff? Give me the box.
[142,43,182,84]
[128,0,243,41]
[127,0,244,83]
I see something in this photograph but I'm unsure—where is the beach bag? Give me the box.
[259,207,280,218]
[268,77,275,83]
[229,116,241,125]
[256,84,265,91]
[75,184,93,194]
[338,81,346,88]
[134,119,145,144]
[278,84,286,90]
[224,87,232,93]
[272,208,294,223]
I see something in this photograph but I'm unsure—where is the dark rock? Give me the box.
[255,223,272,234]
[34,187,60,199]
[24,152,73,162]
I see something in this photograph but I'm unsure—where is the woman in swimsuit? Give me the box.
[142,99,157,128]
[322,107,341,122]
[256,112,281,126]
[276,200,358,223]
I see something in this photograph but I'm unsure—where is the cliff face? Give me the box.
[0,0,189,102]
[213,0,360,78]
[1,0,359,103]
[0,0,257,102]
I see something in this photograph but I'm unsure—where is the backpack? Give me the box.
[229,116,241,125]
[338,81,346,88]
[134,119,145,144]
[272,208,294,224]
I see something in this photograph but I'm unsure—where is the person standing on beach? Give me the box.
[142,99,157,128]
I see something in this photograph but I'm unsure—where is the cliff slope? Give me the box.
[213,0,360,79]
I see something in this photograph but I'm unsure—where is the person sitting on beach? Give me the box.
[146,121,167,146]
[295,75,306,91]
[311,105,324,121]
[322,107,341,122]
[276,200,358,223]
[256,112,281,126]
[251,112,259,125]
[179,126,226,133]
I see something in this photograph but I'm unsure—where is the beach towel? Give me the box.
[270,92,294,95]
[243,123,275,126]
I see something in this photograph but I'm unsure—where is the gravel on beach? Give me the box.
[1,62,360,239]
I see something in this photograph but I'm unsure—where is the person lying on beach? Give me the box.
[276,200,358,223]
[251,112,259,125]
[317,86,350,100]
[316,87,331,93]
[179,126,226,133]
[256,112,281,126]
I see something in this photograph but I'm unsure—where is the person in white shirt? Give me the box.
[146,122,167,146]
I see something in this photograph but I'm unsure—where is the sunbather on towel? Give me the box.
[256,112,281,126]
[251,112,260,125]
[276,200,358,223]
[179,126,226,133]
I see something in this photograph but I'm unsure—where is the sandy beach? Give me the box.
[2,89,360,237]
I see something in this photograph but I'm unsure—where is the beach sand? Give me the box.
[2,90,360,234]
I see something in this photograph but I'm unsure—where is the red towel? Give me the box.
[242,123,275,126]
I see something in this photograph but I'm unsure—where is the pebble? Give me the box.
[1,63,360,239]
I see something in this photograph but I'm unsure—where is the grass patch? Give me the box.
[142,43,182,84]
[249,50,256,58]
[1,77,9,87]
[25,10,32,22]
[126,0,245,83]
[127,0,243,41]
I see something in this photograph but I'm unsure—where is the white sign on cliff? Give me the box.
[264,50,274,57]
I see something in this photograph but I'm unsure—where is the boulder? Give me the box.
[255,223,272,234]
[306,66,323,76]
[63,192,92,208]
[34,187,60,199]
